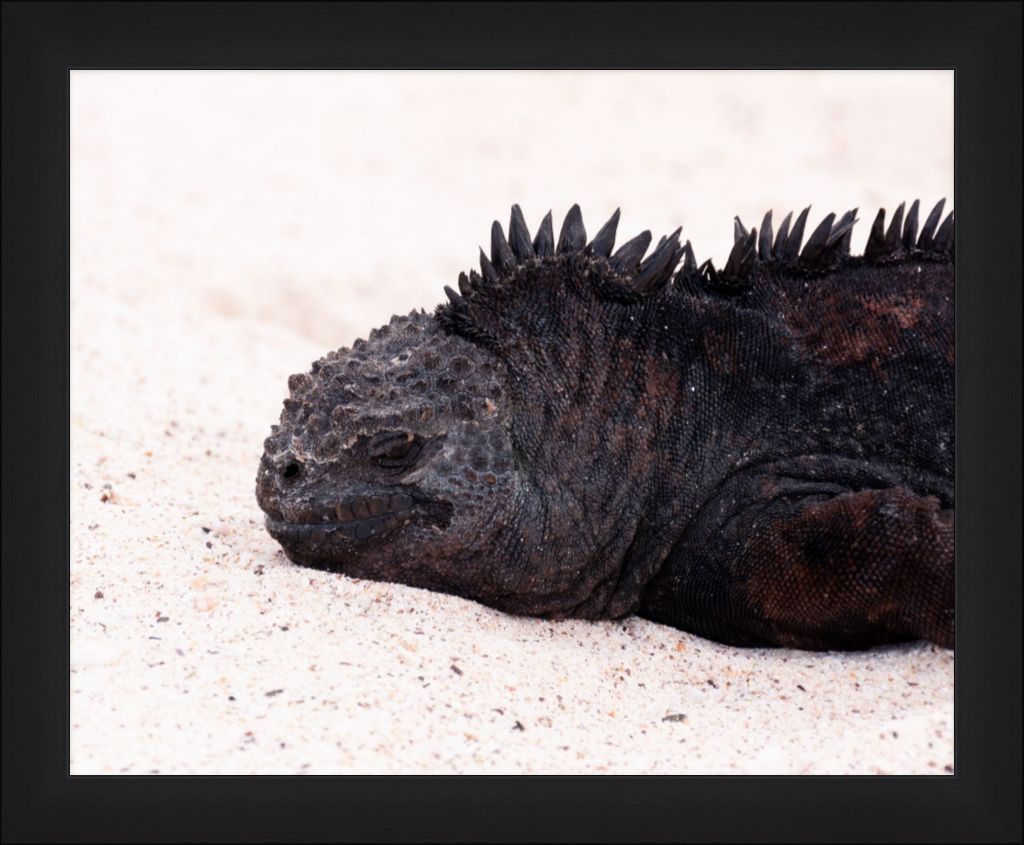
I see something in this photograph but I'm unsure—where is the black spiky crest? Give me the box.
[437,201,953,345]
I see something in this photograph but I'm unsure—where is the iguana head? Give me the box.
[255,311,527,600]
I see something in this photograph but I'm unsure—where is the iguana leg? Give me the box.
[643,485,954,650]
[739,487,953,648]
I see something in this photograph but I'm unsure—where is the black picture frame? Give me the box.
[2,2,1020,842]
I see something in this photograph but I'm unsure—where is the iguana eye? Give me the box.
[369,431,421,467]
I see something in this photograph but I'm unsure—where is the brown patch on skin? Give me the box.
[748,496,866,625]
[789,291,930,368]
[744,488,954,648]
[864,296,925,330]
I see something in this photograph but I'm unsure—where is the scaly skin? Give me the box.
[256,202,954,650]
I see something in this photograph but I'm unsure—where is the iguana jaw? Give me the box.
[262,488,454,564]
[265,492,413,543]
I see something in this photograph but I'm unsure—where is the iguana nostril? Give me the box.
[282,461,301,480]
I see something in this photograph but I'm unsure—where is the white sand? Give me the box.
[70,71,954,774]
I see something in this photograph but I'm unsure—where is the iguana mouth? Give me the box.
[264,491,452,548]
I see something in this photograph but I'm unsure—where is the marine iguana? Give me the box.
[256,201,954,650]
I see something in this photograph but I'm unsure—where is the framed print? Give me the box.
[2,2,1020,842]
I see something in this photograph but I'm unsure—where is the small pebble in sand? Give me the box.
[94,591,104,600]
[662,714,688,723]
